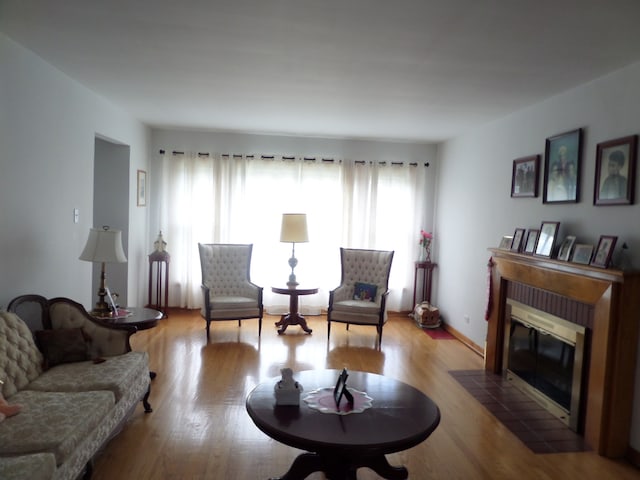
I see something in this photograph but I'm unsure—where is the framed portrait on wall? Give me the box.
[511,155,540,198]
[593,135,637,206]
[137,170,147,207]
[543,128,582,204]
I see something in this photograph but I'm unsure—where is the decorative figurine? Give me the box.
[274,368,303,406]
[153,231,167,252]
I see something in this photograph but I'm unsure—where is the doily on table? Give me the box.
[303,387,373,415]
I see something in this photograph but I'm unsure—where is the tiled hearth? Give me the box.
[450,370,587,454]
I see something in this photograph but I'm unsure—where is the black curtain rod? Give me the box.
[159,150,429,167]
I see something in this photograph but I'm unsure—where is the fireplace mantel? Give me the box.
[485,248,640,457]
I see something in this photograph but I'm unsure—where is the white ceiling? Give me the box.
[3,0,640,143]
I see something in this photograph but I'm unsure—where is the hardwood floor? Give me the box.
[91,309,639,479]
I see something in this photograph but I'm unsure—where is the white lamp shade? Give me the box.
[79,227,128,263]
[280,213,309,243]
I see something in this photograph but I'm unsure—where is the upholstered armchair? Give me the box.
[198,243,264,339]
[327,248,394,347]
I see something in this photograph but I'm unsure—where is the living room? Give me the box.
[2,2,640,477]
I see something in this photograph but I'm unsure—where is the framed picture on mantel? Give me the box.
[534,221,560,258]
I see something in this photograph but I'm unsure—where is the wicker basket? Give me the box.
[411,302,441,329]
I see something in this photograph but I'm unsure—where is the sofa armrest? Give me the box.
[48,297,135,357]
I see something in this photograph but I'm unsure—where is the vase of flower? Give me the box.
[419,230,433,262]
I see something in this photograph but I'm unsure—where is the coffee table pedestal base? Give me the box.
[271,452,408,480]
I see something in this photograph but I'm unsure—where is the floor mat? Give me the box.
[423,326,455,339]
[449,369,587,454]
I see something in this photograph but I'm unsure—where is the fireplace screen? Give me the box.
[504,300,586,431]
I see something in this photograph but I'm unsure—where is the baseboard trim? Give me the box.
[395,311,485,358]
[441,323,484,358]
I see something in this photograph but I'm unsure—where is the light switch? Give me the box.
[73,208,79,223]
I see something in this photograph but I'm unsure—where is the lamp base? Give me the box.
[287,272,299,288]
[90,301,112,318]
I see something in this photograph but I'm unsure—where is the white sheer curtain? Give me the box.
[158,152,431,312]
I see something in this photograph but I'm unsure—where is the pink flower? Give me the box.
[419,230,433,248]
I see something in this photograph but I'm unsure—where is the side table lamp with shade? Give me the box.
[79,226,127,317]
[280,213,309,287]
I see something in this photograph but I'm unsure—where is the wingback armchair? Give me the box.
[327,248,394,347]
[198,243,264,339]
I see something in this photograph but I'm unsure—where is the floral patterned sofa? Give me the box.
[0,296,151,480]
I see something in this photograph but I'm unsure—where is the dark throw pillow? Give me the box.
[35,328,90,369]
[353,282,378,302]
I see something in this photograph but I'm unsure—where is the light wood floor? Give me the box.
[91,310,639,479]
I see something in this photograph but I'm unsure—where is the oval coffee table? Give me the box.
[246,369,440,480]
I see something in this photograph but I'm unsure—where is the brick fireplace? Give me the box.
[485,248,640,457]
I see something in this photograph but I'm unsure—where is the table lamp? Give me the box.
[280,213,308,287]
[79,226,127,316]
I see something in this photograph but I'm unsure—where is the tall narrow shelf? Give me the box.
[147,250,170,318]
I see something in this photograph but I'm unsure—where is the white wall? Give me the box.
[0,33,150,308]
[435,60,640,450]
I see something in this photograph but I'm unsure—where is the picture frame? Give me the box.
[534,221,560,258]
[557,235,577,261]
[593,135,637,206]
[590,235,618,268]
[510,228,526,252]
[571,244,594,265]
[523,229,539,255]
[137,170,147,207]
[543,128,582,204]
[498,235,513,250]
[511,155,540,198]
[333,368,353,408]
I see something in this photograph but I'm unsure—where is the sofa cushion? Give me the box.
[0,311,44,397]
[0,390,114,466]
[25,351,149,402]
[353,282,377,302]
[34,328,90,369]
[0,452,56,480]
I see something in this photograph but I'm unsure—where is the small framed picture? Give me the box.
[511,155,540,198]
[523,229,539,255]
[534,221,560,258]
[510,228,526,252]
[499,235,513,250]
[137,170,147,207]
[593,135,637,206]
[557,235,577,261]
[543,128,582,204]
[590,235,618,268]
[572,244,594,265]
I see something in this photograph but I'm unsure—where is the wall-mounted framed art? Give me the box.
[543,128,582,204]
[571,244,594,265]
[534,221,560,258]
[511,155,540,198]
[510,228,526,252]
[523,229,539,255]
[137,170,147,207]
[557,235,576,261]
[590,235,618,268]
[594,135,637,206]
